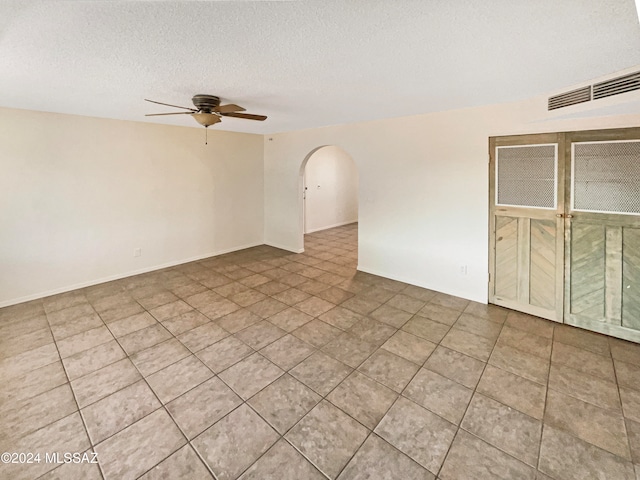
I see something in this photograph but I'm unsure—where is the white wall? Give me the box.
[0,107,264,307]
[304,146,358,233]
[264,91,640,303]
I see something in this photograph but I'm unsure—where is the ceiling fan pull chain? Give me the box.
[205,127,208,145]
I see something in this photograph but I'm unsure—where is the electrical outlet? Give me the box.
[134,248,141,257]
[459,265,467,275]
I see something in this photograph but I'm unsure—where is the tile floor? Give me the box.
[2,223,640,479]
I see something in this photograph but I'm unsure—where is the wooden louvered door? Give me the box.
[564,129,640,343]
[489,133,565,322]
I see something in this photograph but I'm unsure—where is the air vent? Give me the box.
[548,86,592,110]
[593,71,640,100]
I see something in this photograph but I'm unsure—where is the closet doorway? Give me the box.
[489,127,640,342]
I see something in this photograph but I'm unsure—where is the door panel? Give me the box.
[529,218,557,310]
[489,134,564,322]
[494,216,518,300]
[564,133,640,343]
[623,227,640,329]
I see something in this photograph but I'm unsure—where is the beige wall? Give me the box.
[264,91,640,303]
[303,146,358,233]
[0,108,264,307]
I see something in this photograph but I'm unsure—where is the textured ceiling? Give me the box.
[1,0,639,134]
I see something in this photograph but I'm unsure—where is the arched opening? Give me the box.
[298,146,359,255]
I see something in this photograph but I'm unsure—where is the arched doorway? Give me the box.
[298,145,359,251]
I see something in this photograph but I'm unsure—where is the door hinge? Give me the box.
[488,272,491,282]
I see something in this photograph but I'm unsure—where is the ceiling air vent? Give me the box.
[548,86,592,110]
[593,71,640,100]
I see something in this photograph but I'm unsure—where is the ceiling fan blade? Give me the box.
[221,112,268,121]
[145,112,194,116]
[214,104,246,114]
[144,99,197,112]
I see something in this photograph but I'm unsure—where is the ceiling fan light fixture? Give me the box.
[192,112,221,127]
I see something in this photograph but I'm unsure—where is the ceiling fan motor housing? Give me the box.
[192,94,221,113]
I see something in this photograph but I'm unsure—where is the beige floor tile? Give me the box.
[290,351,352,396]
[193,404,278,480]
[497,325,552,359]
[259,334,316,370]
[107,311,157,337]
[611,338,640,367]
[322,333,378,368]
[357,349,419,393]
[381,330,436,365]
[57,325,113,358]
[375,396,456,474]
[293,319,342,347]
[616,359,640,390]
[539,425,635,480]
[552,341,615,381]
[544,389,630,459]
[177,321,229,352]
[167,377,242,439]
[162,310,210,335]
[440,327,495,361]
[0,383,77,446]
[82,380,160,444]
[197,336,254,373]
[489,343,549,385]
[385,293,426,314]
[621,386,640,424]
[548,363,621,411]
[440,429,535,480]
[348,318,396,346]
[130,338,190,376]
[401,285,438,303]
[505,311,554,339]
[0,327,54,360]
[403,368,472,425]
[267,307,313,332]
[1,413,90,480]
[416,303,461,326]
[554,324,610,356]
[71,358,141,408]
[119,323,172,355]
[402,315,451,343]
[462,393,542,466]
[328,371,397,429]
[248,374,321,434]
[234,320,286,350]
[0,361,67,406]
[463,302,509,324]
[424,346,485,389]
[430,293,469,312]
[216,309,262,333]
[341,295,383,315]
[338,434,435,480]
[453,313,503,341]
[95,409,186,480]
[63,340,126,381]
[246,297,288,319]
[319,306,364,330]
[149,300,193,322]
[239,440,325,480]
[139,445,212,480]
[627,418,640,464]
[218,353,283,400]
[0,342,60,380]
[477,364,547,420]
[286,400,369,479]
[370,304,412,328]
[147,355,213,404]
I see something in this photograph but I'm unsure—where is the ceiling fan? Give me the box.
[144,94,267,128]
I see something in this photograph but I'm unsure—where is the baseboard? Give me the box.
[0,241,263,308]
[356,264,487,304]
[305,219,358,234]
[265,242,304,254]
